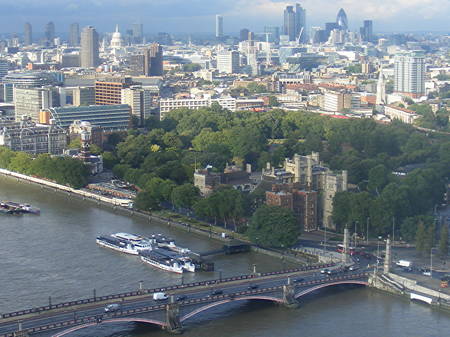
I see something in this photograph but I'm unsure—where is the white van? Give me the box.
[153,292,168,301]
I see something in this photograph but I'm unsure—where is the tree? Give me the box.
[247,205,299,248]
[134,191,160,211]
[439,225,449,258]
[367,164,389,195]
[415,221,427,255]
[268,96,280,107]
[171,184,200,209]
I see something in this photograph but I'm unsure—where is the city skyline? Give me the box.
[0,0,449,34]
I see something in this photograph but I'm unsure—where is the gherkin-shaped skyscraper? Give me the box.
[336,8,348,31]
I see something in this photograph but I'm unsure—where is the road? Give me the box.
[0,263,368,336]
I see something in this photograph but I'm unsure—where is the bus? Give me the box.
[336,244,356,255]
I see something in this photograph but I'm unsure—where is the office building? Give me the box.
[394,52,425,98]
[121,85,155,125]
[24,22,32,46]
[129,43,163,76]
[240,28,250,42]
[360,20,373,42]
[283,6,296,41]
[159,97,237,118]
[14,87,59,122]
[146,43,163,76]
[80,26,100,68]
[217,50,240,74]
[60,53,80,68]
[2,71,59,103]
[323,90,360,112]
[295,3,306,42]
[73,87,95,106]
[41,105,131,132]
[0,59,8,79]
[95,77,133,105]
[264,26,280,44]
[384,105,420,124]
[44,21,55,46]
[69,23,80,46]
[336,8,348,31]
[131,23,143,44]
[0,118,67,155]
[216,15,224,39]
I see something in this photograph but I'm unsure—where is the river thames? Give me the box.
[1,176,450,337]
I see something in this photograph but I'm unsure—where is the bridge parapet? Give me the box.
[1,263,336,321]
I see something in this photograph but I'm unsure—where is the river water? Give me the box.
[1,176,450,337]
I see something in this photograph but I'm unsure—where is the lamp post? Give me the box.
[430,247,434,278]
[377,236,382,272]
[366,217,370,245]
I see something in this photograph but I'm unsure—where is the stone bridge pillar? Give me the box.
[13,322,29,337]
[283,281,298,308]
[166,302,183,334]
[13,332,29,337]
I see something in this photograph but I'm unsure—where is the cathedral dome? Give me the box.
[110,25,123,49]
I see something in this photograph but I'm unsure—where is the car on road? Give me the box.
[293,278,305,283]
[176,295,187,302]
[247,284,258,290]
[104,303,121,313]
[153,292,168,301]
[209,289,223,296]
[321,268,329,274]
[349,265,359,271]
[423,270,432,276]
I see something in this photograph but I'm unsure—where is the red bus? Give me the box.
[337,244,356,255]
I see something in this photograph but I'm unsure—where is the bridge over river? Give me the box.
[0,263,369,336]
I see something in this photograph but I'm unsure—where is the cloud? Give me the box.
[0,0,448,32]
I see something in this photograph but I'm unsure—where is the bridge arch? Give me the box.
[181,296,284,322]
[51,318,166,337]
[295,280,368,299]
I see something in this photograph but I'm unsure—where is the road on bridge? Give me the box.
[0,261,372,337]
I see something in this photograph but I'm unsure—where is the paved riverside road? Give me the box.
[0,264,370,336]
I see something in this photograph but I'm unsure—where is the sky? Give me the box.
[0,0,449,34]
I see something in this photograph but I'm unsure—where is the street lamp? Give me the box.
[430,247,434,278]
[366,217,370,245]
[376,236,382,272]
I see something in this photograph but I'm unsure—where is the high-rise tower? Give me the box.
[24,22,32,46]
[295,4,306,42]
[283,6,296,41]
[216,15,224,39]
[360,20,373,42]
[336,8,348,31]
[69,23,80,46]
[44,21,55,46]
[394,52,425,98]
[131,23,143,44]
[80,26,100,68]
